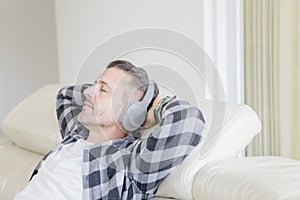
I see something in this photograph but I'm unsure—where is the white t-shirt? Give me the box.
[14,139,92,200]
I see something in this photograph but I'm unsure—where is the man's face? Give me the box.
[78,67,132,128]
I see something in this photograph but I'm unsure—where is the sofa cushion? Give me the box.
[0,137,43,200]
[192,156,300,200]
[1,84,62,155]
[155,100,262,200]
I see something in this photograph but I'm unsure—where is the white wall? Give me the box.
[0,0,242,137]
[55,0,243,104]
[0,0,59,136]
[55,0,205,85]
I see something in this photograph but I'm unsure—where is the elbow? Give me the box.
[164,100,205,124]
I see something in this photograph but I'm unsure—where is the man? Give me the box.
[15,60,205,199]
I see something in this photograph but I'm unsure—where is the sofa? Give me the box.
[1,84,300,200]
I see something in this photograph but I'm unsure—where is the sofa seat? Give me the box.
[0,137,43,200]
[193,156,300,200]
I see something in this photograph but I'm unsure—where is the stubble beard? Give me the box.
[78,111,115,128]
[78,112,97,126]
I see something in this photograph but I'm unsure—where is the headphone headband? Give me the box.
[140,80,155,107]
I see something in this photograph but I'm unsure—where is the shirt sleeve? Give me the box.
[129,98,205,193]
[56,84,92,139]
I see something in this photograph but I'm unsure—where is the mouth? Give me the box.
[83,100,93,109]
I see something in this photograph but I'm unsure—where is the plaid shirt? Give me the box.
[34,84,205,200]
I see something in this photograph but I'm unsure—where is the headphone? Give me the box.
[119,80,155,132]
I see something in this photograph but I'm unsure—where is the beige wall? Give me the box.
[0,0,59,136]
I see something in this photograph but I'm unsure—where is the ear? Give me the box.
[129,89,144,101]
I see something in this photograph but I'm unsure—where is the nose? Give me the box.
[84,85,96,100]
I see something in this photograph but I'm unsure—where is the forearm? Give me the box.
[130,97,205,178]
[56,84,91,138]
[146,98,205,153]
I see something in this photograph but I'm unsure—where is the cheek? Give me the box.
[94,92,127,121]
[112,94,127,114]
[94,95,114,116]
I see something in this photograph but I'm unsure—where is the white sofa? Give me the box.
[1,84,300,200]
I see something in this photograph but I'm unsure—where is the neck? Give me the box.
[86,124,126,144]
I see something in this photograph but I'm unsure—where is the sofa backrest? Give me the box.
[1,84,62,155]
[155,100,262,199]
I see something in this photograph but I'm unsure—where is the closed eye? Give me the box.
[95,79,112,94]
[101,88,108,93]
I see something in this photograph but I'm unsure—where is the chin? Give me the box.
[78,114,97,126]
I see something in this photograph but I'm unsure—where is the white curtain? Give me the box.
[203,0,244,103]
[244,0,300,159]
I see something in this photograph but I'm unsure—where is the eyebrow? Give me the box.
[96,80,112,91]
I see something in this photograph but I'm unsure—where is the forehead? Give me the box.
[98,67,131,87]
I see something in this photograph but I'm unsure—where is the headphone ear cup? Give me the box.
[120,102,147,132]
[120,80,155,132]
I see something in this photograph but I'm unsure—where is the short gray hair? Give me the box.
[106,60,159,101]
